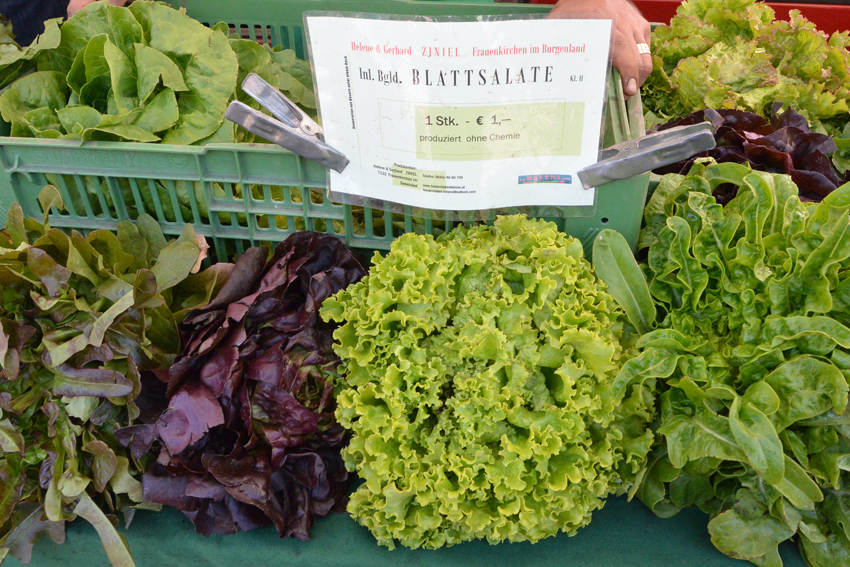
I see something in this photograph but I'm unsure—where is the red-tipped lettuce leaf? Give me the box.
[0,185,230,567]
[51,364,134,398]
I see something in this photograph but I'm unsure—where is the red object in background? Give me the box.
[529,0,850,36]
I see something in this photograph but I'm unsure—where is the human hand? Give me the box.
[548,0,652,98]
[67,0,129,18]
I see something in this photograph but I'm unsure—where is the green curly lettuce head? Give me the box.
[321,215,656,549]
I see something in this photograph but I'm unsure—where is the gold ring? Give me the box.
[637,42,651,55]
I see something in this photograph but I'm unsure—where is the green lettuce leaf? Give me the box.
[0,71,69,137]
[133,43,187,104]
[147,4,237,145]
[0,18,61,89]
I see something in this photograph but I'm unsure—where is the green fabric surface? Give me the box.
[10,496,808,567]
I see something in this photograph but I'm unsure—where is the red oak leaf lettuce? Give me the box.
[654,105,850,202]
[0,186,227,567]
[126,232,366,540]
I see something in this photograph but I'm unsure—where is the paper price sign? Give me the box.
[305,15,612,211]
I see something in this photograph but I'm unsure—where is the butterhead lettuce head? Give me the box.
[321,216,656,549]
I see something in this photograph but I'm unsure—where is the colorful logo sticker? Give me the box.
[518,174,572,184]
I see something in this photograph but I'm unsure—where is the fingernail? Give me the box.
[627,78,637,94]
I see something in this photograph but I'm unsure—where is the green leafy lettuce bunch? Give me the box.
[0,0,315,144]
[607,162,850,567]
[643,0,850,135]
[321,215,656,549]
[0,187,231,566]
[0,16,60,91]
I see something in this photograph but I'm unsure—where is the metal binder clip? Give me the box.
[577,122,716,190]
[225,73,349,173]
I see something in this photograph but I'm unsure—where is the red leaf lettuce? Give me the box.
[654,105,850,202]
[0,186,227,566]
[129,232,366,540]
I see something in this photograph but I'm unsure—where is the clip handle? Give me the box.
[241,73,323,137]
[578,122,716,190]
[226,101,349,173]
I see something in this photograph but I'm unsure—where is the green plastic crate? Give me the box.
[0,0,648,261]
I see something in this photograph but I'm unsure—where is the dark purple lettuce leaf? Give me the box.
[157,382,225,455]
[657,108,772,136]
[195,247,268,314]
[769,101,810,132]
[796,150,841,186]
[743,143,794,173]
[127,232,366,540]
[717,110,774,136]
[141,468,204,511]
[791,170,839,199]
[653,106,846,201]
[114,424,158,460]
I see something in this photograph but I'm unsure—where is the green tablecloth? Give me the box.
[12,496,808,567]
